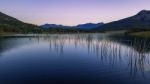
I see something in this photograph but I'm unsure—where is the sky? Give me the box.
[0,0,150,26]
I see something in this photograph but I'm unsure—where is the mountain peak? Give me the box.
[96,10,150,31]
[131,10,150,21]
[137,10,150,15]
[0,12,6,17]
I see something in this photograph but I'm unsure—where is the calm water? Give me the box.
[0,34,150,84]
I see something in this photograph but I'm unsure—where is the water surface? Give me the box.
[0,34,150,84]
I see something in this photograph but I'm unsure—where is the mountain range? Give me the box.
[40,22,104,29]
[40,24,71,29]
[1,10,150,33]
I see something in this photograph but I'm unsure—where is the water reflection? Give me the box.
[0,34,150,83]
[44,35,150,77]
[0,36,39,54]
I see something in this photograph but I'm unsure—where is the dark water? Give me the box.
[0,34,150,84]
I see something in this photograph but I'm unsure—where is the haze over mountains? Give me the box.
[1,10,150,33]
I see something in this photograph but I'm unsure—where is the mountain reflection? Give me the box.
[0,34,150,78]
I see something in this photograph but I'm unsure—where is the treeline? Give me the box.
[0,24,43,33]
[44,28,95,33]
[0,25,96,34]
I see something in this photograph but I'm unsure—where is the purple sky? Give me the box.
[0,0,150,26]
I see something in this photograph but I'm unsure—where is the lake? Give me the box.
[0,34,150,84]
